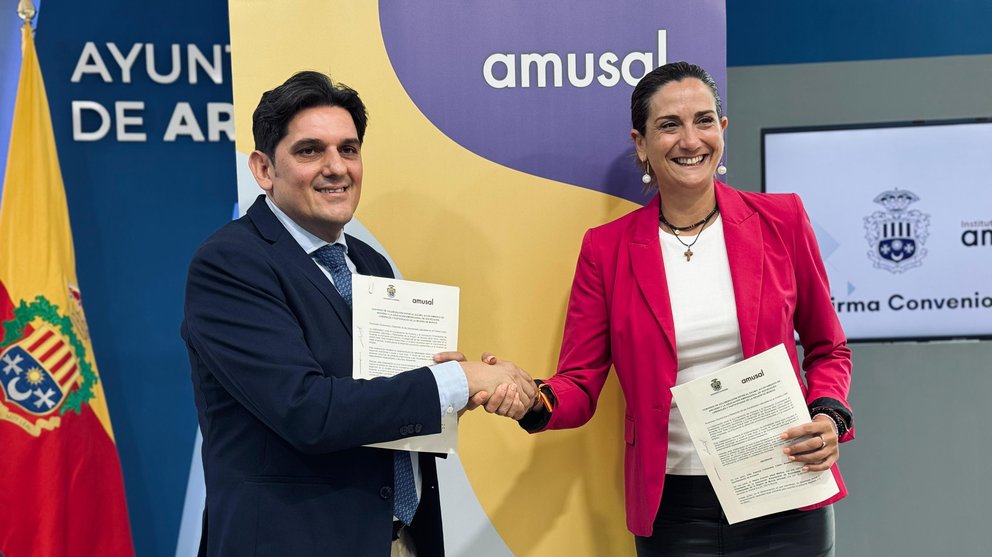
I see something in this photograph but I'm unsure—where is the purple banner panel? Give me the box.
[379,1,726,203]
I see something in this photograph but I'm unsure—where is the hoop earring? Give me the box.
[641,160,652,184]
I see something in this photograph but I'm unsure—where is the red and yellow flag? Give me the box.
[0,20,135,557]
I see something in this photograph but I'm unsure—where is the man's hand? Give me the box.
[434,351,537,420]
[473,352,540,420]
[458,356,535,420]
[434,351,490,417]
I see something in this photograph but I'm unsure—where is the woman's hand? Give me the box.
[477,352,534,420]
[435,351,534,419]
[780,414,839,472]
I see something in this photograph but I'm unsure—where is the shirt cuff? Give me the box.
[430,360,468,417]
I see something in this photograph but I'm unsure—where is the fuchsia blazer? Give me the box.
[539,181,854,536]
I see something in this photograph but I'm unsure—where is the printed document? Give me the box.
[670,344,839,523]
[352,275,459,453]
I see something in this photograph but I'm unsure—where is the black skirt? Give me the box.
[634,475,835,557]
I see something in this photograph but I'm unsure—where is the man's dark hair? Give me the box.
[252,71,369,159]
[630,61,723,137]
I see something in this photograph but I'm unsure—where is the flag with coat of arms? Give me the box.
[0,8,134,556]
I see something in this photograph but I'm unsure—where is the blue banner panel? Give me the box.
[33,3,234,556]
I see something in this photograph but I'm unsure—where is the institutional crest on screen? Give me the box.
[863,189,930,273]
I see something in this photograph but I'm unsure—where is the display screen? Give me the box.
[762,119,992,342]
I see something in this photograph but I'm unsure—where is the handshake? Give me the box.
[433,351,538,420]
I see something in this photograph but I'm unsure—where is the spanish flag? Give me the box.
[0,17,135,557]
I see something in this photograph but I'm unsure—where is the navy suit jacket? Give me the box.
[181,195,445,556]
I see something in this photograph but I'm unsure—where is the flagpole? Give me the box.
[17,0,36,25]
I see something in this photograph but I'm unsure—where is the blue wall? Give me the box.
[728,0,992,66]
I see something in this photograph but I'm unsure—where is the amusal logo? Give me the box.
[483,30,668,89]
[863,189,930,273]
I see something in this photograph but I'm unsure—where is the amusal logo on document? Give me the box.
[710,378,722,392]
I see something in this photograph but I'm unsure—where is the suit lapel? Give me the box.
[345,236,389,278]
[629,195,678,358]
[246,196,353,334]
[716,183,762,357]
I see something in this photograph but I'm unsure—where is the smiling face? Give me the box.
[249,105,363,242]
[632,78,728,196]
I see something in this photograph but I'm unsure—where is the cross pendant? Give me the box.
[684,248,693,261]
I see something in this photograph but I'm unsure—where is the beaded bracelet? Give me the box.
[811,406,848,438]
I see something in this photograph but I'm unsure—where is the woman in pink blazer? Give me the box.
[510,62,854,556]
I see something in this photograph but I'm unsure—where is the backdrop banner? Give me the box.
[226,2,725,556]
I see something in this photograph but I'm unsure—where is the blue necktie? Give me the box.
[313,244,353,306]
[312,244,419,525]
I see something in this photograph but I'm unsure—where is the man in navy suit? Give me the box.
[181,71,535,556]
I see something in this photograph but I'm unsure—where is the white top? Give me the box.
[658,215,744,474]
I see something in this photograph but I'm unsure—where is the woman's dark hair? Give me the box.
[630,61,723,136]
[252,71,368,159]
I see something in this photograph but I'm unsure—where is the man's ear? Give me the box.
[248,150,275,194]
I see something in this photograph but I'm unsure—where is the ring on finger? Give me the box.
[818,436,826,450]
